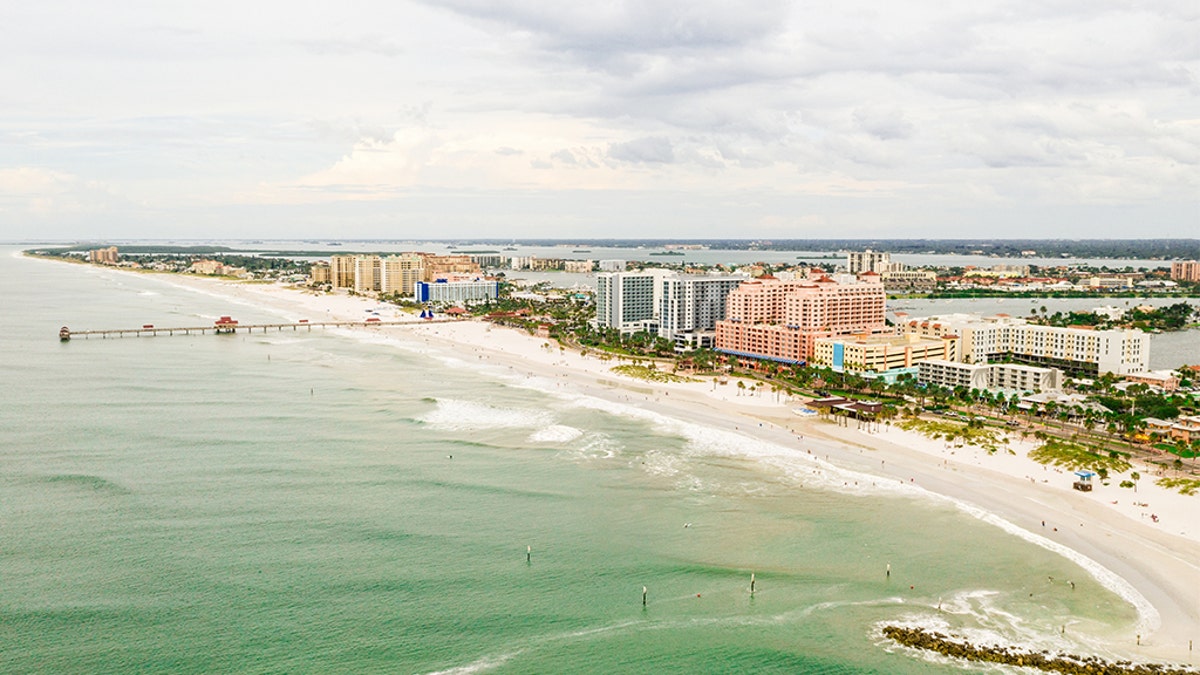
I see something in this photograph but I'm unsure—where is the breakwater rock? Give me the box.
[882,625,1196,674]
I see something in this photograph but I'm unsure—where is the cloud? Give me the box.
[291,34,406,57]
[0,167,77,194]
[0,0,1195,238]
[0,167,124,218]
[427,0,789,59]
[608,136,675,164]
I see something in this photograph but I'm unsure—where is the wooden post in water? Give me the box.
[526,545,531,564]
[750,573,755,595]
[642,586,647,607]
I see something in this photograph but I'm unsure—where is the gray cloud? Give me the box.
[608,136,675,164]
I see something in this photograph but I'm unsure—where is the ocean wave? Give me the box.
[527,425,584,444]
[418,398,554,432]
[574,434,620,460]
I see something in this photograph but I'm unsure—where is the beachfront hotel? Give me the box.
[658,274,746,349]
[812,332,959,373]
[330,254,358,288]
[381,254,423,295]
[87,246,120,264]
[902,313,1149,376]
[595,270,669,335]
[917,359,1063,393]
[594,270,747,347]
[714,272,888,364]
[415,279,498,304]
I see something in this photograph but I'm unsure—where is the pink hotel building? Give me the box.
[714,273,888,364]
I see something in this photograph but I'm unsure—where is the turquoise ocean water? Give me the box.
[0,249,1150,673]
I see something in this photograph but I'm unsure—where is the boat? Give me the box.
[650,251,685,256]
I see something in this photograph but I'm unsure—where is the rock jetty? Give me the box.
[882,625,1196,675]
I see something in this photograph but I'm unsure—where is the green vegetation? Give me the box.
[1028,439,1131,473]
[610,364,695,383]
[1030,302,1199,332]
[896,418,1007,453]
[1155,477,1200,496]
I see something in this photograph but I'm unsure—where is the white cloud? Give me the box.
[0,0,1194,239]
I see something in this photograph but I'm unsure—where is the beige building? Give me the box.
[330,255,357,289]
[189,259,243,276]
[846,249,890,274]
[353,255,382,292]
[381,254,423,295]
[917,359,1062,392]
[310,263,331,284]
[1170,261,1200,283]
[812,333,958,373]
[88,246,119,264]
[421,254,480,281]
[1122,370,1180,391]
[881,268,937,291]
[903,313,1148,376]
[963,264,1030,278]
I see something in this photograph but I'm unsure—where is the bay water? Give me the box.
[0,249,1149,673]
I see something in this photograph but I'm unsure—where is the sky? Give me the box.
[1,0,1197,241]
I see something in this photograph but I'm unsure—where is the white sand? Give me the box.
[102,273,1200,661]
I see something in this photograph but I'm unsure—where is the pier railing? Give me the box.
[58,318,456,340]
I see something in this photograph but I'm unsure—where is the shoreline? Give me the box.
[50,264,1200,664]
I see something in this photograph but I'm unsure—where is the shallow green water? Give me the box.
[0,249,1144,673]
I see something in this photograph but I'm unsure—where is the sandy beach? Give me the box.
[120,272,1200,663]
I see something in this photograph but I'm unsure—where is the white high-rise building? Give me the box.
[658,274,745,349]
[595,270,670,334]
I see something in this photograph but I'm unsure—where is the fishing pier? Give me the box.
[58,316,454,341]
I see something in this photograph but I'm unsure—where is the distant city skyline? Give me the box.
[2,1,1196,240]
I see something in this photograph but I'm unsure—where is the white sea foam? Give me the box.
[528,425,584,444]
[421,652,516,675]
[573,433,620,459]
[419,398,554,432]
[875,587,1137,666]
